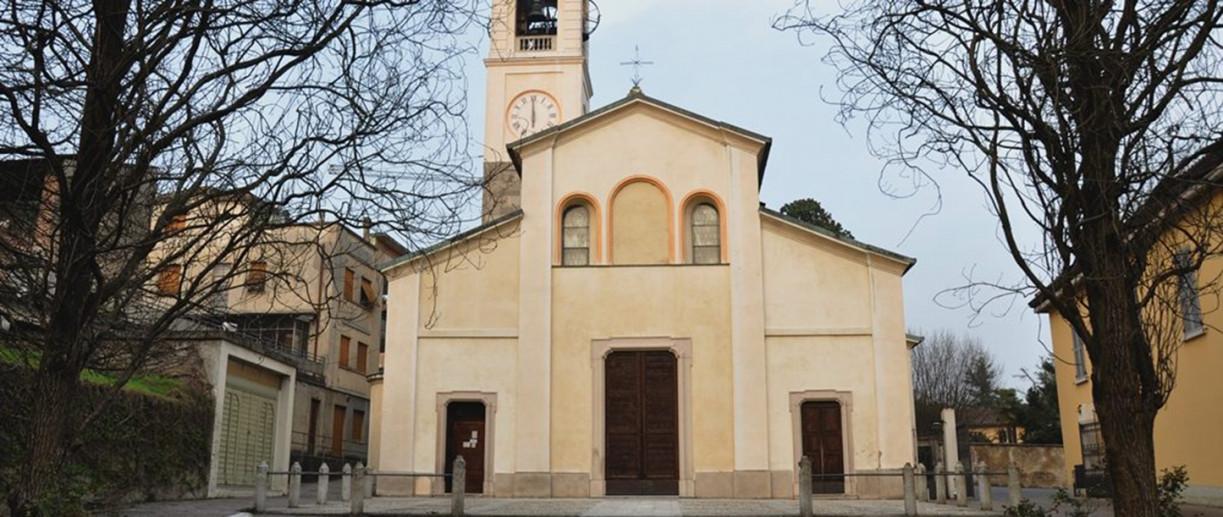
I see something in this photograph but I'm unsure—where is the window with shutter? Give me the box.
[158,265,183,296]
[360,278,375,309]
[246,261,268,292]
[357,342,369,374]
[343,268,355,302]
[339,336,351,368]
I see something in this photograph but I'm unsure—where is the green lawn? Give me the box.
[0,345,185,398]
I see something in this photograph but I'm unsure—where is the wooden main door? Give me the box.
[605,351,679,496]
[801,401,845,494]
[444,402,486,494]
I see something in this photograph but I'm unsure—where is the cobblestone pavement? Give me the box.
[254,496,1000,516]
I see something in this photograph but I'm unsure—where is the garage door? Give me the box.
[218,384,277,486]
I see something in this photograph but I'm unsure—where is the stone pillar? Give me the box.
[318,463,330,505]
[798,457,813,517]
[934,462,946,505]
[1008,462,1022,507]
[342,463,352,502]
[351,464,365,516]
[940,408,959,477]
[954,461,967,508]
[916,463,929,502]
[977,461,993,511]
[254,461,268,513]
[288,462,302,508]
[903,463,917,517]
[452,456,467,517]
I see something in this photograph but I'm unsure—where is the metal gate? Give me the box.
[218,385,277,486]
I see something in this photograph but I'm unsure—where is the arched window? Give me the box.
[562,205,591,266]
[690,203,721,264]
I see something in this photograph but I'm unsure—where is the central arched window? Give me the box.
[562,205,591,266]
[690,203,721,264]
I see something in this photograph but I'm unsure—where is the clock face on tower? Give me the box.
[508,91,562,139]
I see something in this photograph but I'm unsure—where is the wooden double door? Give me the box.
[444,402,486,494]
[604,351,680,496]
[801,401,845,494]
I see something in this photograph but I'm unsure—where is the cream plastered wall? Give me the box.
[485,62,589,161]
[549,266,734,474]
[377,222,522,494]
[760,216,916,487]
[610,181,670,264]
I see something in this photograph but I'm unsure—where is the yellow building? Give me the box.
[369,0,919,499]
[1035,176,1223,505]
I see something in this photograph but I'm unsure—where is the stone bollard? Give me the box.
[1008,462,1022,507]
[288,462,302,508]
[342,463,352,502]
[934,462,946,505]
[452,456,467,517]
[255,461,269,513]
[916,463,929,502]
[351,463,365,516]
[798,456,813,517]
[954,461,968,508]
[318,463,331,505]
[976,461,993,511]
[903,463,918,517]
[365,465,375,498]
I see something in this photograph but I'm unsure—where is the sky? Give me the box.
[458,0,1053,388]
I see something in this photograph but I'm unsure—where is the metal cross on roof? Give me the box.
[619,45,655,88]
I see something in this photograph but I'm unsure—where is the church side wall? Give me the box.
[760,219,914,498]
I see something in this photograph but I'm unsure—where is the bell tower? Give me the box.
[482,0,593,220]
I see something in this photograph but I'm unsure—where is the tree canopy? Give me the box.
[779,198,854,239]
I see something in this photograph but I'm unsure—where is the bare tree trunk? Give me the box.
[7,369,79,516]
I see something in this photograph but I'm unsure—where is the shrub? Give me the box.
[1158,466,1189,517]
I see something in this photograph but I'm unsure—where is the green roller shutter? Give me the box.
[218,383,277,486]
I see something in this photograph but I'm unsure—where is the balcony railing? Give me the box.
[518,35,554,52]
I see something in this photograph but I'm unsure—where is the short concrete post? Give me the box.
[954,461,968,508]
[254,461,268,513]
[288,461,302,508]
[351,463,365,516]
[363,465,374,500]
[317,463,331,505]
[976,461,993,511]
[934,461,946,505]
[341,463,352,503]
[798,456,813,517]
[916,463,929,502]
[452,456,466,517]
[1008,462,1022,507]
[903,463,918,517]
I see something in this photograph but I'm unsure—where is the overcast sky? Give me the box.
[459,0,1053,388]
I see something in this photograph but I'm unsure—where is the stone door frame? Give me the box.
[435,391,498,496]
[789,390,855,497]
[590,337,694,497]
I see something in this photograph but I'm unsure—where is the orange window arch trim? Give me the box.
[679,189,729,264]
[607,175,676,264]
[555,191,603,265]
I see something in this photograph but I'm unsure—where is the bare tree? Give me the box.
[777,2,1223,516]
[910,329,999,434]
[0,0,484,513]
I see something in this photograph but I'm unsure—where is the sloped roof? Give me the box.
[380,210,524,274]
[506,88,773,186]
[760,207,917,274]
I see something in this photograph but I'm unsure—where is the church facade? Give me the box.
[368,0,919,499]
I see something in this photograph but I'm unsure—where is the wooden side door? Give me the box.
[801,401,845,494]
[332,405,346,458]
[605,351,678,495]
[444,402,486,494]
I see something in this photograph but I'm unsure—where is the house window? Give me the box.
[157,265,183,296]
[1072,331,1088,382]
[165,214,187,235]
[353,410,365,443]
[690,203,721,265]
[360,278,375,309]
[245,261,268,292]
[1175,249,1203,338]
[562,204,591,266]
[343,268,355,302]
[1079,421,1104,470]
[339,335,351,369]
[357,342,369,374]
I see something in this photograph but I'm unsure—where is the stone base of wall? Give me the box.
[1184,484,1223,508]
[970,444,1066,489]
